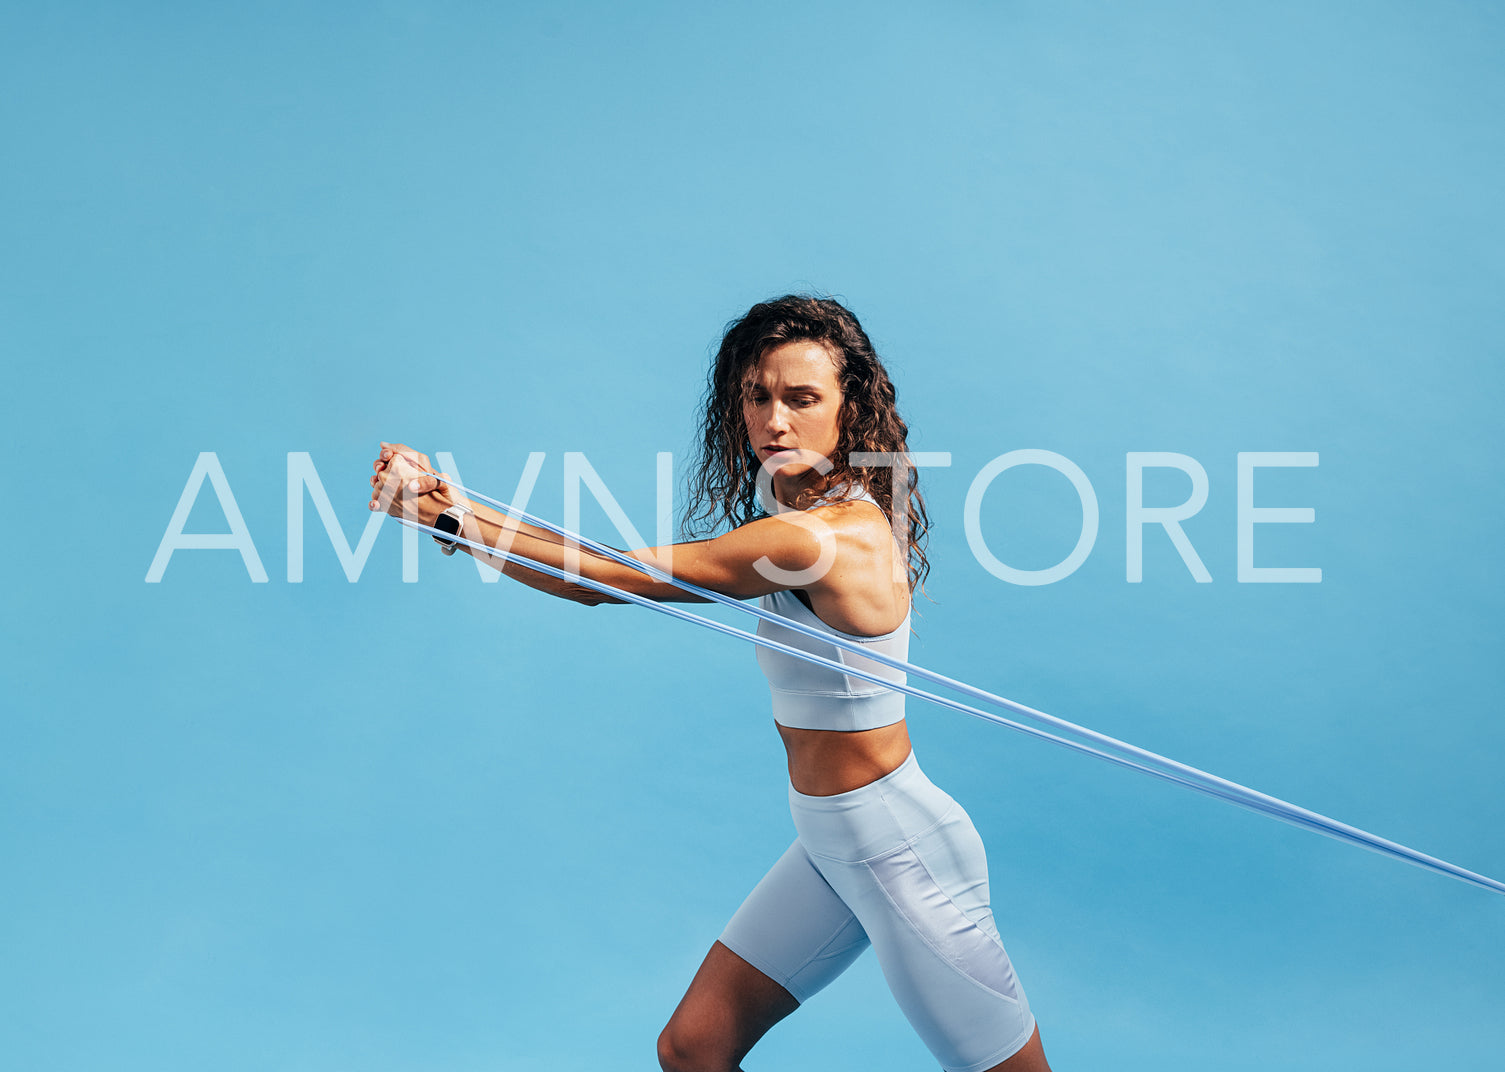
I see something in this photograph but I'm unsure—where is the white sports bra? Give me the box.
[754,485,910,732]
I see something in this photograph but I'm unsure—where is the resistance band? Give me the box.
[386,475,1504,897]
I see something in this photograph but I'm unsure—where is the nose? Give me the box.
[763,400,792,434]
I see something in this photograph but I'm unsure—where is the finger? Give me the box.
[372,476,395,513]
[395,450,431,474]
[396,477,432,517]
[390,453,435,487]
[379,463,425,507]
[390,446,430,471]
[384,452,417,478]
[373,465,408,513]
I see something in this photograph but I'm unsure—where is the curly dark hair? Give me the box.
[684,294,932,591]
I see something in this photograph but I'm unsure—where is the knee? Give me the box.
[656,1021,734,1072]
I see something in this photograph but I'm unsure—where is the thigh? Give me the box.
[658,941,799,1071]
[661,841,869,1068]
[811,806,1037,1072]
[717,838,870,1002]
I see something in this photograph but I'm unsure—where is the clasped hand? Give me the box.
[368,441,455,527]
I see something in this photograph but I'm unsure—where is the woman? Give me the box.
[368,296,1051,1072]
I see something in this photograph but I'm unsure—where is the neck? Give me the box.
[774,469,833,510]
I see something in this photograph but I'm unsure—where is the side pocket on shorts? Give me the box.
[865,844,1024,1005]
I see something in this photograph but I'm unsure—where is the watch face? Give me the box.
[435,512,463,538]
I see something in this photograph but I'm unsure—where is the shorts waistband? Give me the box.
[788,751,957,863]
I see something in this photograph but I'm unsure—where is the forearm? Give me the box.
[453,498,698,605]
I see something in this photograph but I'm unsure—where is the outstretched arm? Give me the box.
[369,442,838,606]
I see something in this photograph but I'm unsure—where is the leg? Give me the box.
[790,758,1046,1072]
[656,941,798,1072]
[981,1024,1051,1072]
[656,944,1049,1072]
[820,813,1044,1072]
[659,840,870,1072]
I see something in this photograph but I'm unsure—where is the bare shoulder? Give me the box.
[808,497,895,552]
[802,498,909,632]
[736,497,887,549]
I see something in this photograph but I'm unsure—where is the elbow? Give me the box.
[564,582,625,607]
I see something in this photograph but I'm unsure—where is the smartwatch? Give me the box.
[432,503,475,555]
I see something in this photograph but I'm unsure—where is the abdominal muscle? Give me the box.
[778,720,914,796]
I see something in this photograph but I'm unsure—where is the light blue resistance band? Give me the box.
[390,475,1505,897]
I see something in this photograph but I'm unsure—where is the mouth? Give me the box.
[760,445,796,458]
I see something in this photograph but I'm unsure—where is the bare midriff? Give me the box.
[778,720,914,796]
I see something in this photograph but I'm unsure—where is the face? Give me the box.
[742,340,844,485]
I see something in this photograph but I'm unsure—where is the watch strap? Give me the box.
[432,503,473,555]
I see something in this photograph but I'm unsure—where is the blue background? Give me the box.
[5,2,1503,1069]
